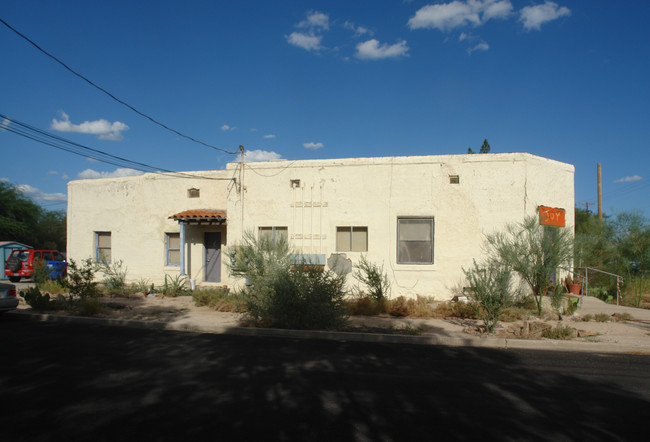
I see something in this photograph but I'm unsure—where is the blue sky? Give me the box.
[1,1,649,217]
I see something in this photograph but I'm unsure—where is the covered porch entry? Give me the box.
[168,210,227,283]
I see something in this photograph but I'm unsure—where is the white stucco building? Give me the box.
[66,152,574,299]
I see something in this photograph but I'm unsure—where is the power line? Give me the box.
[1,114,234,181]
[0,17,237,155]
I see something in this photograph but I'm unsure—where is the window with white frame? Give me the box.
[95,232,112,263]
[397,218,434,264]
[336,226,368,252]
[166,233,180,266]
[259,226,288,242]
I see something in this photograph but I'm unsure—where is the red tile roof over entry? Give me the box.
[168,210,226,223]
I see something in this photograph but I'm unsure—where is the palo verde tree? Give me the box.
[485,215,573,315]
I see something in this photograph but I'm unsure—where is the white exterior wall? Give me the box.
[227,153,574,298]
[66,152,574,298]
[67,171,232,285]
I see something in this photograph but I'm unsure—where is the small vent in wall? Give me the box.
[449,175,460,184]
[290,179,301,188]
[187,188,200,198]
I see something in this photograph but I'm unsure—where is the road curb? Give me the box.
[8,310,649,354]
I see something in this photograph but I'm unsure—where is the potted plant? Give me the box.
[565,275,581,295]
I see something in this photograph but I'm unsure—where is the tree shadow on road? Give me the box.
[2,317,648,441]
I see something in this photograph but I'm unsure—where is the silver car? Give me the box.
[0,282,19,314]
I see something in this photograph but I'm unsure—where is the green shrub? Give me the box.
[96,259,128,294]
[550,288,564,313]
[33,258,50,286]
[245,268,348,330]
[354,255,391,302]
[542,324,575,340]
[162,274,190,297]
[37,279,67,295]
[135,278,151,294]
[463,260,515,333]
[627,276,647,308]
[589,286,614,304]
[564,298,579,316]
[65,258,99,299]
[21,287,59,311]
[230,232,348,330]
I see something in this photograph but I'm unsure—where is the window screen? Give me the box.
[336,226,368,252]
[259,226,288,242]
[166,233,180,266]
[397,218,434,264]
[96,232,112,263]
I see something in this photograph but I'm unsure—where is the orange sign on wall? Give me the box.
[539,206,565,227]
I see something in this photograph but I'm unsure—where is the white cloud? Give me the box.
[1,177,10,183]
[614,175,643,183]
[356,39,409,60]
[298,11,329,30]
[78,168,144,179]
[221,124,234,131]
[287,32,323,51]
[408,1,513,31]
[263,134,276,139]
[468,41,489,54]
[15,183,67,204]
[87,157,99,163]
[483,0,513,21]
[343,21,372,36]
[303,142,324,150]
[240,149,282,162]
[0,117,10,130]
[50,112,128,141]
[48,170,58,175]
[519,1,571,31]
[62,174,69,180]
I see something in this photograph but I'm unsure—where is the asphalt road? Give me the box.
[2,315,648,441]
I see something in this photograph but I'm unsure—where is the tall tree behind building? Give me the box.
[0,181,66,250]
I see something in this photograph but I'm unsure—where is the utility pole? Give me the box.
[239,145,245,239]
[597,163,602,222]
[579,201,596,214]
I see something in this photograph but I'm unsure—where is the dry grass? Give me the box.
[542,324,575,340]
[345,294,388,316]
[192,287,239,312]
[345,295,478,319]
[595,313,610,322]
[388,295,437,317]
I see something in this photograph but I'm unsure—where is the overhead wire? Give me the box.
[602,177,649,200]
[1,114,234,181]
[0,17,238,155]
[245,160,298,177]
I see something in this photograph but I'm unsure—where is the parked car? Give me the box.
[0,282,19,314]
[4,249,67,283]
